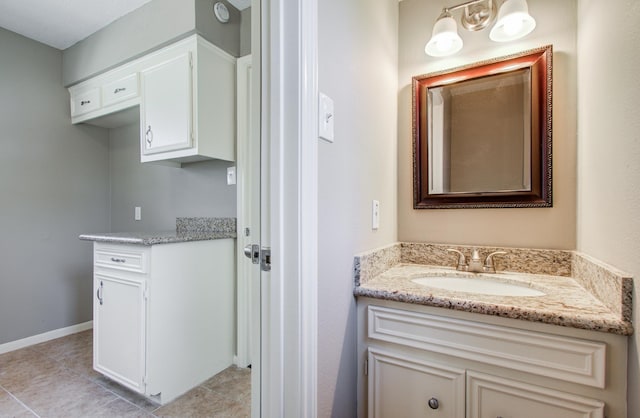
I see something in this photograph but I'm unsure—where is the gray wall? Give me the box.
[239,8,252,56]
[318,0,399,415]
[62,0,197,86]
[108,123,236,232]
[0,28,110,345]
[63,0,244,86]
[195,0,241,57]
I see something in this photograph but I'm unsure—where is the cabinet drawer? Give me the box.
[70,88,100,116]
[368,348,465,418]
[102,73,139,107]
[467,371,604,418]
[367,305,606,388]
[95,247,148,273]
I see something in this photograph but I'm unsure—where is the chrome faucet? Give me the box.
[447,248,507,273]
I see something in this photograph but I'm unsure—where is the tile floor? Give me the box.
[0,330,251,417]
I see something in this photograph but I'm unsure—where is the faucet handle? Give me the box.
[483,251,507,273]
[447,249,467,271]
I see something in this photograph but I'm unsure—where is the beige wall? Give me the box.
[398,0,577,249]
[576,1,640,416]
[318,0,398,415]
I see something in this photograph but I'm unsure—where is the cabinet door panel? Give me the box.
[368,348,465,418]
[467,371,604,418]
[141,52,192,155]
[94,274,146,393]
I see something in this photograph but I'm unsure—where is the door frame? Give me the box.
[259,0,319,415]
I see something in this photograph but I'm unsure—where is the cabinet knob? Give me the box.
[80,100,91,106]
[114,87,127,94]
[427,397,439,410]
[145,125,153,147]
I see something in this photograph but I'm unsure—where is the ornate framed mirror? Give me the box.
[412,45,552,209]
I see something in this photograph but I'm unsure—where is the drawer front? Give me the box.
[467,371,604,418]
[102,73,139,107]
[95,246,148,273]
[71,88,100,116]
[368,348,465,418]
[367,305,606,388]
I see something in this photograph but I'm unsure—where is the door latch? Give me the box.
[261,247,271,272]
[243,244,260,264]
[243,244,271,271]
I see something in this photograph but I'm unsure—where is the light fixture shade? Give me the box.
[489,0,536,42]
[425,15,464,57]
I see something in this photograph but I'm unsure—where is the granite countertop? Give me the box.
[355,264,632,335]
[354,243,633,336]
[79,217,237,246]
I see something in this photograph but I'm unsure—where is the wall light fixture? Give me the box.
[425,0,536,57]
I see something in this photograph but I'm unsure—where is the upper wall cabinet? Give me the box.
[68,35,236,164]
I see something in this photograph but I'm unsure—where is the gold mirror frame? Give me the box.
[412,45,553,209]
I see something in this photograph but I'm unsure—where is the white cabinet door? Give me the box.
[368,349,465,418]
[94,273,146,393]
[140,51,193,155]
[467,371,604,418]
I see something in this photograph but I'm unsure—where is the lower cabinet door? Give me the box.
[94,273,146,393]
[466,371,604,418]
[368,348,465,418]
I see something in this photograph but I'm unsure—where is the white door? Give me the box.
[237,54,257,369]
[368,349,465,418]
[93,273,146,394]
[140,52,193,155]
[466,371,605,418]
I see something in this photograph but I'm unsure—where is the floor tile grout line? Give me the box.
[0,383,41,418]
[101,393,159,417]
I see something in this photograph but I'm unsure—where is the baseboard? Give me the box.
[0,321,93,355]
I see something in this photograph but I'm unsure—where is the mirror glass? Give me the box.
[413,46,552,209]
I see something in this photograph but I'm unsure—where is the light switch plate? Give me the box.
[227,167,236,185]
[319,92,334,142]
[135,206,142,221]
[372,200,380,230]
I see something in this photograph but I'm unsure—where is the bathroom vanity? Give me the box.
[80,218,236,405]
[355,243,632,418]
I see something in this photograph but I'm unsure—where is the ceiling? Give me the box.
[0,0,251,51]
[0,0,154,50]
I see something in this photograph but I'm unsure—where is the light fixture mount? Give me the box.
[460,0,497,31]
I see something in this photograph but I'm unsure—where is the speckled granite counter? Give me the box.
[354,243,633,336]
[79,217,236,245]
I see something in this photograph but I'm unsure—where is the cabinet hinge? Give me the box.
[189,55,194,69]
[364,359,368,376]
[143,289,149,300]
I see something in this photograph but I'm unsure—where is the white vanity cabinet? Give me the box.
[140,52,192,156]
[69,34,236,165]
[357,298,628,418]
[138,36,235,164]
[94,270,146,393]
[92,239,235,404]
[69,69,139,126]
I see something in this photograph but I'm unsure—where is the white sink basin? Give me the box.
[411,275,545,297]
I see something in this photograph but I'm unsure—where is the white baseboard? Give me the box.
[0,321,93,355]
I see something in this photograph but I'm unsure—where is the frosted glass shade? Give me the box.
[489,0,536,42]
[425,15,463,57]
